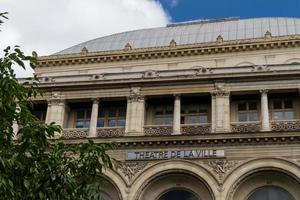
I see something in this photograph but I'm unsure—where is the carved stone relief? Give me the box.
[203,160,241,181]
[118,161,148,183]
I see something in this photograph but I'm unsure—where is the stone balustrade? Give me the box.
[144,125,173,136]
[96,127,125,137]
[271,120,300,132]
[231,122,261,133]
[181,124,211,135]
[62,128,89,139]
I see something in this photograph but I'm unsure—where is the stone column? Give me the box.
[125,87,145,136]
[211,89,230,133]
[173,94,181,135]
[260,89,270,131]
[89,98,99,137]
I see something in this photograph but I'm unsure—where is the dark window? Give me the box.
[237,101,259,122]
[159,190,198,200]
[97,106,126,127]
[272,99,294,120]
[181,104,209,124]
[248,186,293,200]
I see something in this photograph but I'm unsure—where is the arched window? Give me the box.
[100,192,112,200]
[159,189,198,200]
[248,186,293,200]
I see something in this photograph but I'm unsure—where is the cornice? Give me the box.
[37,35,300,68]
[62,132,300,149]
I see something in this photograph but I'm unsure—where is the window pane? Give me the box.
[165,107,173,115]
[75,121,84,128]
[249,113,258,121]
[108,119,116,127]
[248,102,257,110]
[154,117,164,125]
[238,103,247,111]
[164,117,173,125]
[77,110,85,119]
[108,109,117,117]
[118,107,126,117]
[238,113,247,122]
[155,110,163,115]
[98,110,105,117]
[284,100,293,109]
[199,104,208,113]
[84,121,90,128]
[188,116,200,124]
[273,100,282,109]
[284,111,294,120]
[86,110,91,118]
[188,105,198,114]
[117,119,126,127]
[199,115,208,123]
[273,112,283,120]
[97,119,104,127]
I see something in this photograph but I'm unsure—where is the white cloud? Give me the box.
[0,0,170,77]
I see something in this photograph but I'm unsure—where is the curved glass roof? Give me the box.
[54,17,300,55]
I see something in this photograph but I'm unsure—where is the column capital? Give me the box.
[260,89,269,94]
[211,89,230,97]
[173,94,181,99]
[91,98,100,104]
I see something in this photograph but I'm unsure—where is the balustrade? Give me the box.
[271,120,300,132]
[181,124,211,135]
[144,125,173,136]
[231,122,261,133]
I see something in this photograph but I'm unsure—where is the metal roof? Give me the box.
[54,17,300,55]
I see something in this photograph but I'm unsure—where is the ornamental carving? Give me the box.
[181,124,211,135]
[119,162,148,183]
[128,87,144,102]
[193,66,213,75]
[231,123,261,133]
[211,83,230,97]
[271,120,300,132]
[48,92,65,106]
[203,160,240,181]
[144,126,173,136]
[251,65,270,72]
[96,128,125,138]
[142,70,159,78]
[62,128,88,139]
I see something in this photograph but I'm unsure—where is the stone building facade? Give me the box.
[30,18,300,200]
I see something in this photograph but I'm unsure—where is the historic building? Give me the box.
[31,17,300,200]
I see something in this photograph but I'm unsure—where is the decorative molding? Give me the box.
[119,161,148,183]
[48,92,65,106]
[124,43,132,51]
[96,127,125,137]
[37,35,300,68]
[181,124,211,135]
[144,125,173,136]
[62,128,88,139]
[142,70,159,79]
[271,120,300,132]
[211,83,230,97]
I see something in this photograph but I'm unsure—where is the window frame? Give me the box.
[74,109,91,128]
[97,106,126,127]
[271,98,295,121]
[236,100,259,122]
[181,103,209,124]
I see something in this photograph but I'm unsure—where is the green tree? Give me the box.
[0,12,117,200]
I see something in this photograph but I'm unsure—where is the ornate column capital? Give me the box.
[128,87,144,102]
[174,94,181,99]
[48,92,65,106]
[91,98,100,104]
[260,89,269,94]
[211,83,230,97]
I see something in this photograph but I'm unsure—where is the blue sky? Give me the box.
[159,0,300,22]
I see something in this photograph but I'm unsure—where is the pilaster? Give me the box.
[211,85,230,133]
[125,87,145,136]
[46,92,66,128]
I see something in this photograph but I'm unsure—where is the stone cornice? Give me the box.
[61,131,300,149]
[30,63,300,88]
[37,35,300,67]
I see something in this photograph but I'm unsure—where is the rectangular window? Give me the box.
[153,106,173,125]
[272,99,295,121]
[97,105,126,127]
[75,109,91,128]
[181,104,209,124]
[237,101,259,122]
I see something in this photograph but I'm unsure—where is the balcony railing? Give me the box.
[231,122,261,133]
[96,127,125,137]
[271,120,300,132]
[181,124,211,135]
[144,125,173,136]
[63,128,89,139]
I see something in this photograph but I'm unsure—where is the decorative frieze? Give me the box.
[271,120,300,132]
